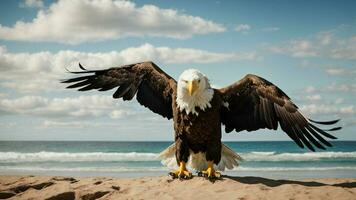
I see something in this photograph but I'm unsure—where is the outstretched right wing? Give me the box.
[62,61,176,119]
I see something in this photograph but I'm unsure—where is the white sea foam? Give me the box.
[240,151,356,162]
[0,166,167,172]
[250,151,276,155]
[0,151,356,163]
[0,151,159,162]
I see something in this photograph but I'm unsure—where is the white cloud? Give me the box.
[335,98,344,104]
[325,68,347,75]
[329,36,356,59]
[316,31,333,45]
[298,83,355,120]
[297,84,355,125]
[305,94,322,101]
[268,40,318,58]
[0,94,167,131]
[0,0,225,44]
[0,122,16,128]
[156,47,258,64]
[20,0,44,8]
[0,95,134,118]
[235,24,251,33]
[326,83,356,93]
[39,120,89,129]
[300,104,355,115]
[117,44,258,64]
[325,67,356,76]
[304,86,317,93]
[304,83,356,94]
[110,110,135,119]
[340,105,355,114]
[37,120,124,129]
[0,93,8,98]
[266,27,356,59]
[262,27,280,32]
[0,43,258,93]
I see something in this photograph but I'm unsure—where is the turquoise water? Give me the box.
[0,141,356,179]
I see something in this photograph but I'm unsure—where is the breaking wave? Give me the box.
[0,166,167,172]
[0,151,159,162]
[1,151,356,163]
[240,151,356,162]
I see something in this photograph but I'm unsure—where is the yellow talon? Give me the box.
[201,161,221,179]
[169,161,192,179]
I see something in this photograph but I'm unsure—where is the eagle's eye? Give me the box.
[182,80,188,83]
[198,79,201,83]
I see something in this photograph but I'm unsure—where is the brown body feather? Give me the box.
[172,90,223,164]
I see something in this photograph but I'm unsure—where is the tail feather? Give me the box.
[158,143,242,171]
[217,144,242,171]
[158,143,177,170]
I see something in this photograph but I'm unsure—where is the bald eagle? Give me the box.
[62,61,340,179]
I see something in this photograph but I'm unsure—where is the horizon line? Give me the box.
[0,140,355,142]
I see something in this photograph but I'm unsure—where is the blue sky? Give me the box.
[0,0,355,141]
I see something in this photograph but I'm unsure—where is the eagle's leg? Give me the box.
[201,161,221,179]
[169,137,192,179]
[169,161,192,179]
[200,141,221,179]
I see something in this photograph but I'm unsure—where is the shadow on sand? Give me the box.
[223,175,356,188]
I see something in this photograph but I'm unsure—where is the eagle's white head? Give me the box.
[176,69,214,115]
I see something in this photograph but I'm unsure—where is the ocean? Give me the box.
[0,141,355,179]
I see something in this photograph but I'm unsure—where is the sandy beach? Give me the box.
[0,175,355,200]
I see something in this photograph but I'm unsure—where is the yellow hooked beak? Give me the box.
[188,80,199,96]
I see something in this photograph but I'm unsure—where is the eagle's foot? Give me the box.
[169,161,192,180]
[199,161,221,181]
[200,168,221,178]
[169,169,192,179]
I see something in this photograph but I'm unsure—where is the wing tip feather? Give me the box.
[79,63,86,70]
[308,118,340,125]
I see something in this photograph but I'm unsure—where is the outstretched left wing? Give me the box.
[218,74,341,151]
[62,61,176,119]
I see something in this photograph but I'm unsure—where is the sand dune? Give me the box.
[0,175,355,200]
